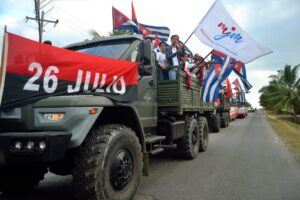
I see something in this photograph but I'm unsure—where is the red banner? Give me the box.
[0,33,138,109]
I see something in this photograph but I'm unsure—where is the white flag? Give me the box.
[194,0,272,63]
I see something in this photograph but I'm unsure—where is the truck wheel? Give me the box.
[211,114,221,133]
[72,124,143,200]
[177,117,200,159]
[0,166,47,192]
[198,117,209,152]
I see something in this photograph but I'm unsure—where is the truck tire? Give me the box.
[0,166,47,192]
[72,124,143,200]
[177,117,200,159]
[211,113,221,133]
[198,117,209,152]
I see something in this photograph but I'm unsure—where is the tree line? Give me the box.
[259,64,300,115]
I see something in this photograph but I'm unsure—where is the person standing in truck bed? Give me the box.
[156,41,169,80]
[165,34,184,80]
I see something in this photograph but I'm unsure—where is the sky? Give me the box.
[0,0,300,108]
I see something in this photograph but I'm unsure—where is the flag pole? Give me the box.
[132,0,140,35]
[203,50,213,60]
[112,7,115,32]
[0,25,8,104]
[183,31,194,45]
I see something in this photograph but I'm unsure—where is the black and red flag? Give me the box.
[131,1,138,25]
[131,1,152,37]
[0,33,138,110]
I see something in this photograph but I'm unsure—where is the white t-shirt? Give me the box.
[156,52,167,67]
[172,47,179,66]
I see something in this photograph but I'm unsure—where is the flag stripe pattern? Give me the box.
[233,61,252,92]
[201,50,236,102]
[117,24,170,42]
[113,5,170,42]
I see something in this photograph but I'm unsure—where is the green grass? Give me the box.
[262,110,300,160]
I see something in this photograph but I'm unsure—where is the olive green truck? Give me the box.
[0,35,229,199]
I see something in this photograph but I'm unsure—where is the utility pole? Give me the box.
[26,0,58,42]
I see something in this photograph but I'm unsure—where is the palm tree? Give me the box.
[259,64,300,115]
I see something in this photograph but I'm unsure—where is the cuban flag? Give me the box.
[131,2,152,37]
[112,7,137,32]
[237,91,246,103]
[232,78,242,92]
[232,78,246,103]
[112,6,170,42]
[112,7,151,38]
[201,50,236,102]
[139,23,170,42]
[233,61,252,92]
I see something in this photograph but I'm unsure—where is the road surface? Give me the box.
[1,112,300,200]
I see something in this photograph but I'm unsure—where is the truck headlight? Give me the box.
[38,141,47,151]
[43,113,64,121]
[14,141,22,150]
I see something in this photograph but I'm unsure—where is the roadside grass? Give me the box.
[262,109,300,160]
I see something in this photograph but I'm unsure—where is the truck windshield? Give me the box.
[75,42,132,59]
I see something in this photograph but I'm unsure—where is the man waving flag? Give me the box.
[201,50,236,102]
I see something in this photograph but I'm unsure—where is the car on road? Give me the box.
[248,107,255,112]
[229,107,238,121]
[237,107,248,118]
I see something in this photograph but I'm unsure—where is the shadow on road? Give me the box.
[0,175,73,200]
[0,151,181,200]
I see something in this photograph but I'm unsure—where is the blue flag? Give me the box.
[202,50,236,102]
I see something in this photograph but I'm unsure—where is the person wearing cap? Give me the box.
[156,41,169,80]
[165,34,184,80]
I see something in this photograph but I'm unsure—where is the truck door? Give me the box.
[136,41,157,134]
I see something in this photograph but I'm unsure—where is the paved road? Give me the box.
[1,112,300,200]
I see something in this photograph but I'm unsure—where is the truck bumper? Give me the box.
[0,132,71,165]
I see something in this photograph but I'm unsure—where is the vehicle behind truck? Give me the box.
[0,35,224,199]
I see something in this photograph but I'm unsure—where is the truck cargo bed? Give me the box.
[157,71,214,113]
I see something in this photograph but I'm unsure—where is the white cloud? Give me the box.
[245,69,276,108]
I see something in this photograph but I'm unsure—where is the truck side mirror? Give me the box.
[138,64,152,76]
[138,40,153,76]
[143,40,152,65]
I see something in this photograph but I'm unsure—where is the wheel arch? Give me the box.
[93,106,146,153]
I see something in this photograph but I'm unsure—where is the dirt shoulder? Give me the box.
[262,109,300,160]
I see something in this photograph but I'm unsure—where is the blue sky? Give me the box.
[0,0,300,108]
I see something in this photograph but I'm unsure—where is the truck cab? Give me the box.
[0,35,213,199]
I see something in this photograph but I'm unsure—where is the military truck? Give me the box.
[0,35,223,199]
